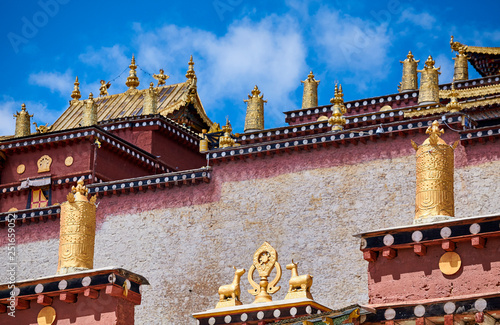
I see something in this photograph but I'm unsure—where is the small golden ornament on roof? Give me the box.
[153,68,169,86]
[446,83,462,113]
[328,83,346,131]
[216,266,246,308]
[399,51,419,92]
[301,71,320,109]
[284,259,313,300]
[244,85,267,132]
[125,54,140,90]
[99,80,111,97]
[14,103,33,137]
[186,55,196,80]
[71,76,81,101]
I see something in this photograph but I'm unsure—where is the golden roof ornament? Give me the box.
[417,55,441,105]
[301,71,320,109]
[14,103,33,137]
[328,84,346,131]
[143,82,158,115]
[199,129,209,152]
[216,266,246,308]
[411,121,458,224]
[284,260,313,300]
[57,177,97,274]
[399,51,419,92]
[186,55,196,81]
[125,54,140,91]
[247,242,281,303]
[244,85,266,132]
[446,83,462,113]
[71,76,81,102]
[450,35,468,53]
[453,49,469,81]
[82,93,97,127]
[153,68,169,86]
[33,122,51,134]
[99,80,111,97]
[219,118,237,148]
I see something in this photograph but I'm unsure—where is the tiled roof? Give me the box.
[50,81,212,132]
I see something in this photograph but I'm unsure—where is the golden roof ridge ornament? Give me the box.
[248,242,281,303]
[14,103,33,137]
[186,55,196,80]
[216,266,246,308]
[219,117,237,148]
[417,55,441,105]
[82,93,97,127]
[244,85,266,132]
[71,76,81,102]
[284,259,313,300]
[57,177,97,274]
[153,68,169,86]
[411,121,458,224]
[99,80,111,97]
[453,48,469,81]
[143,82,158,115]
[125,54,140,91]
[399,51,419,92]
[328,83,346,131]
[446,83,462,113]
[301,71,320,109]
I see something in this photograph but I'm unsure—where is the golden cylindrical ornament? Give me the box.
[14,104,33,138]
[453,51,469,81]
[399,51,419,92]
[418,56,441,105]
[57,181,96,274]
[301,71,320,109]
[244,86,266,132]
[82,93,97,127]
[413,121,456,223]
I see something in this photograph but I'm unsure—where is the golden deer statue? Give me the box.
[284,260,313,300]
[216,266,246,308]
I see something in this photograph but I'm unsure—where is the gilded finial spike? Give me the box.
[244,85,266,132]
[57,177,96,274]
[219,117,236,148]
[71,76,81,101]
[14,103,33,137]
[328,83,346,131]
[446,82,462,113]
[125,54,140,90]
[413,120,456,224]
[186,55,196,80]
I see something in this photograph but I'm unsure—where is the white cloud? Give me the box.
[0,96,52,136]
[28,69,74,97]
[312,9,392,90]
[398,9,436,30]
[79,44,129,72]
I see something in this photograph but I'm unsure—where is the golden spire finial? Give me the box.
[125,54,140,90]
[82,92,97,127]
[301,71,320,108]
[411,120,458,224]
[328,83,346,131]
[219,117,236,148]
[247,242,282,303]
[186,55,196,80]
[453,49,469,81]
[14,103,33,137]
[399,51,419,92]
[244,85,267,132]
[153,68,169,86]
[417,55,441,104]
[57,177,97,274]
[143,82,158,115]
[446,83,462,113]
[71,76,81,102]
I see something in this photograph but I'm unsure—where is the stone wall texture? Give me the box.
[1,135,499,324]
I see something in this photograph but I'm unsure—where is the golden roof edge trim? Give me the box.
[439,83,500,99]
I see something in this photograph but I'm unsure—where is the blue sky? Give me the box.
[1,0,499,135]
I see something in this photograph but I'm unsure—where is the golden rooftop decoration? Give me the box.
[450,35,500,55]
[82,93,97,127]
[186,55,196,80]
[37,155,52,173]
[446,83,462,113]
[440,82,500,99]
[219,118,237,148]
[411,121,458,224]
[453,49,469,81]
[71,76,81,102]
[99,80,111,97]
[33,122,51,134]
[153,69,169,86]
[143,82,158,115]
[125,54,140,91]
[301,71,320,109]
[216,266,246,308]
[199,129,209,152]
[328,84,346,131]
[418,56,441,105]
[398,51,419,92]
[284,260,313,300]
[57,178,97,274]
[244,85,266,132]
[14,103,33,138]
[248,242,282,303]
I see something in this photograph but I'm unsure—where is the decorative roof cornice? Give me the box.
[440,83,500,99]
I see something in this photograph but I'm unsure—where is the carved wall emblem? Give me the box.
[17,164,25,174]
[37,155,52,173]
